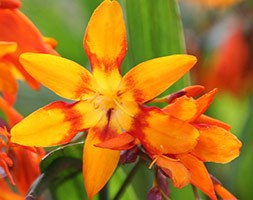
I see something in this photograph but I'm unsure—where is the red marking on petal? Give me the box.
[0,0,21,9]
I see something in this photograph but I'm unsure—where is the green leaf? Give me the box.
[120,0,189,92]
[40,142,84,172]
[26,142,85,199]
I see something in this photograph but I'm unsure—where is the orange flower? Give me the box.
[10,0,197,199]
[0,97,45,198]
[198,21,253,96]
[181,0,242,8]
[0,3,58,104]
[156,86,242,199]
[97,86,241,199]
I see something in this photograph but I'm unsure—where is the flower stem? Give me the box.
[113,160,143,200]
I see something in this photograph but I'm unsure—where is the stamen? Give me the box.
[113,98,134,117]
[149,154,180,169]
[164,156,180,162]
[149,155,159,169]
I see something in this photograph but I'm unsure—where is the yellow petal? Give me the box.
[192,125,242,163]
[177,153,217,200]
[84,0,127,71]
[130,107,199,154]
[83,116,121,199]
[11,101,102,147]
[20,53,97,100]
[120,55,197,103]
[156,155,190,188]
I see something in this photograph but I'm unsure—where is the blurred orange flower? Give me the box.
[198,22,253,96]
[0,96,45,198]
[181,0,242,8]
[0,1,58,104]
[0,0,21,9]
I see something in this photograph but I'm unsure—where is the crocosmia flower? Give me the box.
[11,0,197,199]
[97,86,241,200]
[159,87,241,199]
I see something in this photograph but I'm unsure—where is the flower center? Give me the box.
[90,91,134,117]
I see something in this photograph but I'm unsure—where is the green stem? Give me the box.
[113,161,143,200]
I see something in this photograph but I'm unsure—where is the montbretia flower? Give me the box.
[98,86,241,200]
[155,86,242,199]
[0,2,58,103]
[10,0,196,199]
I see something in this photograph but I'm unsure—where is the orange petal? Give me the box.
[192,125,242,163]
[210,174,237,199]
[11,101,102,147]
[0,63,18,104]
[0,41,17,57]
[95,132,136,150]
[183,85,205,97]
[43,36,58,49]
[10,146,42,195]
[0,9,57,89]
[0,179,23,200]
[0,0,21,9]
[196,114,231,130]
[214,183,237,199]
[20,53,97,101]
[0,96,22,127]
[156,155,190,188]
[163,96,198,121]
[120,55,197,103]
[84,0,127,71]
[177,153,217,200]
[129,107,199,155]
[192,88,218,120]
[83,116,121,199]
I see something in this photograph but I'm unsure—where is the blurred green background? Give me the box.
[13,0,253,199]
